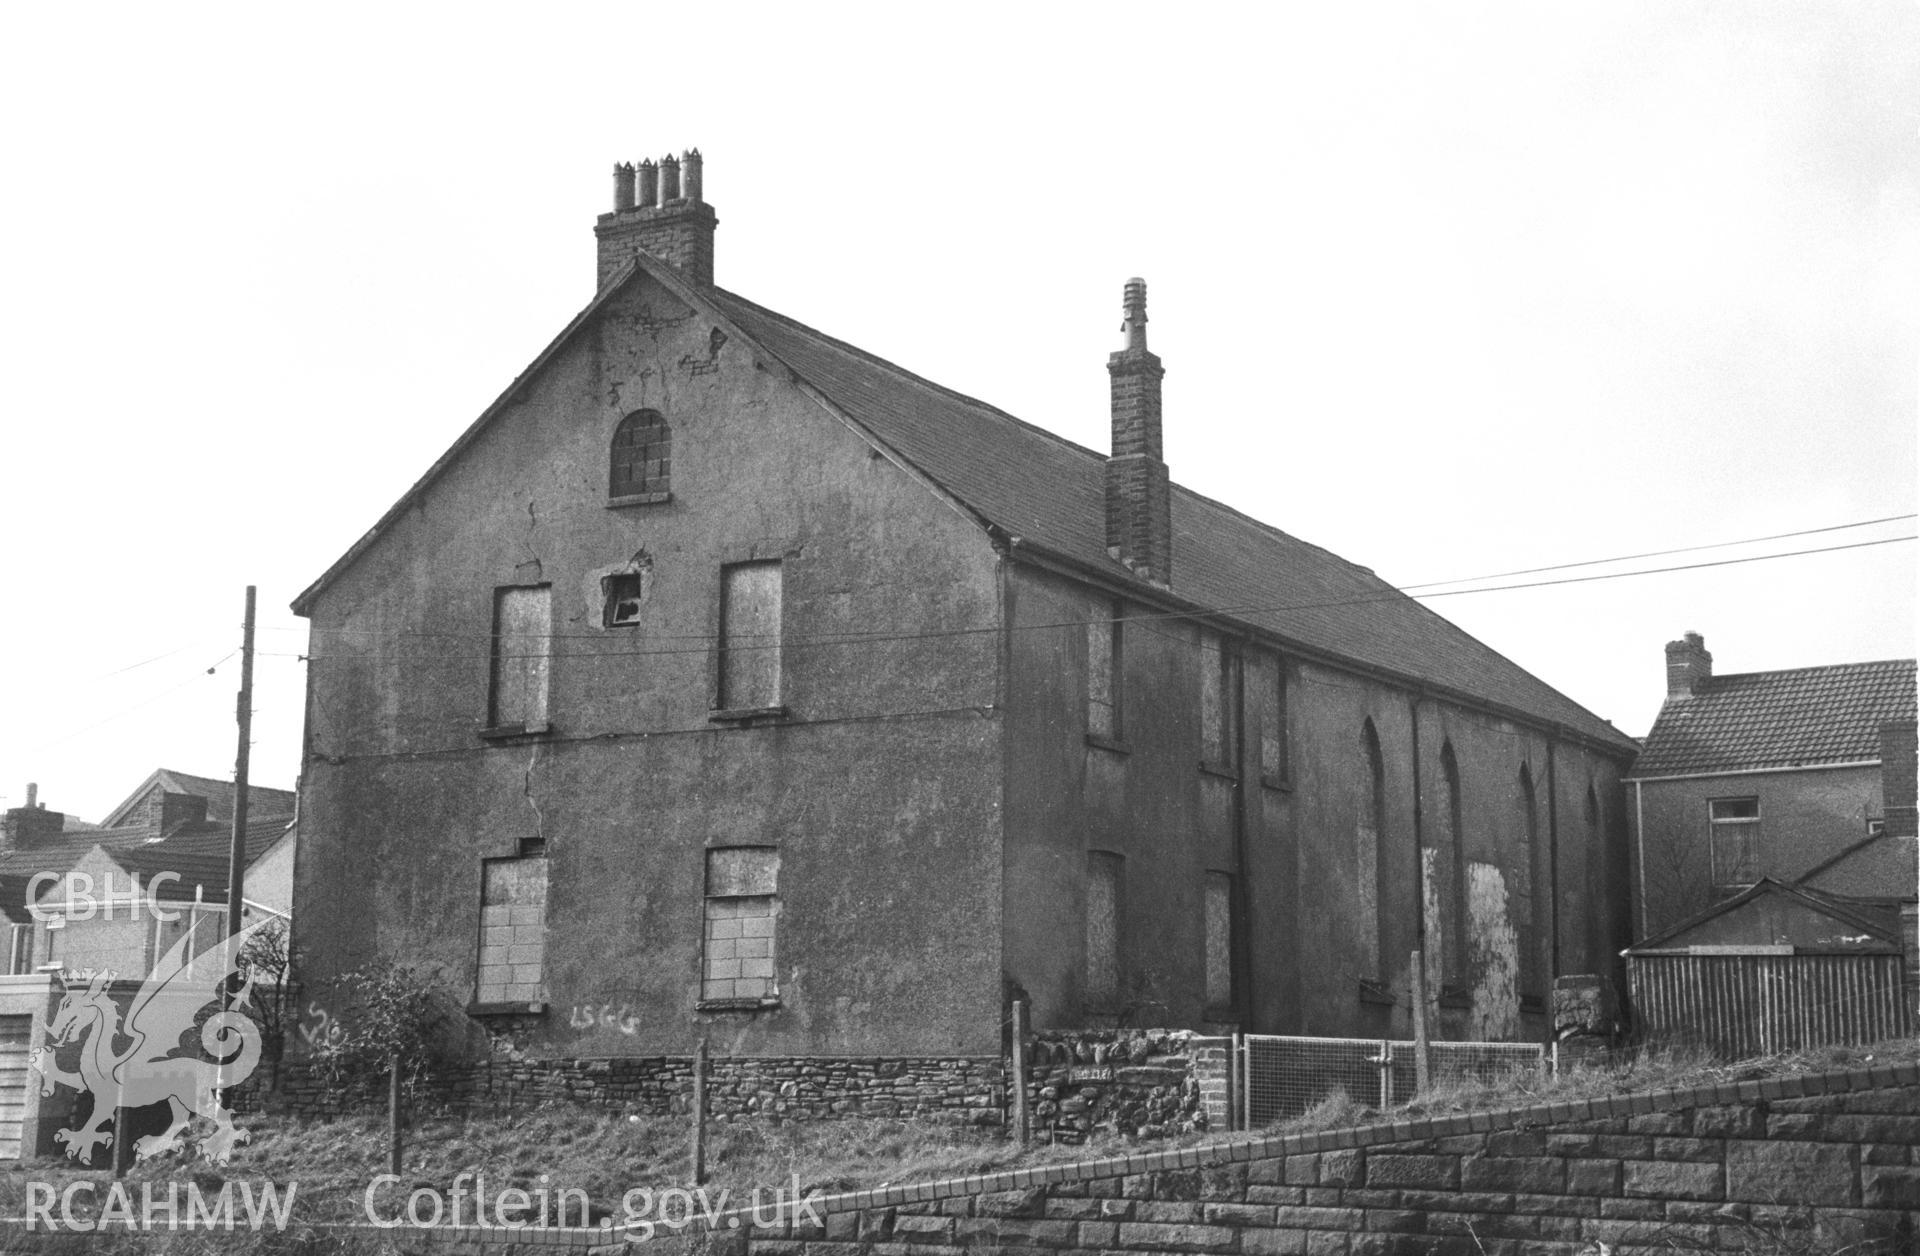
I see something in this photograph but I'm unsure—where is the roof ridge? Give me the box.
[708,285,1111,462]
[1707,659,1916,683]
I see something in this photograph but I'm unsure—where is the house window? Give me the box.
[610,410,672,501]
[1259,654,1289,782]
[1086,851,1123,1003]
[703,847,779,1005]
[8,923,31,975]
[488,585,551,730]
[476,848,547,1006]
[1200,634,1238,769]
[604,572,645,627]
[717,561,782,712]
[1087,600,1124,741]
[1710,797,1761,886]
[1204,871,1235,1012]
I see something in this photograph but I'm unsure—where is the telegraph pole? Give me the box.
[226,586,256,953]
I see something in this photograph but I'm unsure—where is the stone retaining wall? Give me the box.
[1023,1031,1224,1143]
[718,1061,1920,1255]
[270,1055,1006,1125]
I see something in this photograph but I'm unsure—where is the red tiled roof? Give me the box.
[706,286,1636,751]
[1629,659,1917,778]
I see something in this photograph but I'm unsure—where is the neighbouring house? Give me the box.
[0,776,295,1157]
[1626,635,1918,1004]
[0,773,296,977]
[289,151,1640,1096]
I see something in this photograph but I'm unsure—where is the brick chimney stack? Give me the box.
[1665,632,1712,699]
[1105,278,1171,585]
[1,783,65,851]
[159,792,209,832]
[1880,719,1918,839]
[595,148,717,289]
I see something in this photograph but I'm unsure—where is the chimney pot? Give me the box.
[594,148,717,289]
[24,783,35,809]
[683,149,703,203]
[613,162,636,212]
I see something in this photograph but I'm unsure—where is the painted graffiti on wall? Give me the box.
[569,1003,642,1036]
[298,1003,346,1056]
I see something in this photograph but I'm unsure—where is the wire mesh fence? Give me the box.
[1239,1033,1547,1127]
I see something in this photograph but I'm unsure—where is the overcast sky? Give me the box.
[2,3,1913,824]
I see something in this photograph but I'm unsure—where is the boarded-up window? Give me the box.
[1441,743,1467,983]
[718,562,782,710]
[476,854,547,1004]
[1259,654,1289,780]
[489,586,551,728]
[1204,871,1235,1010]
[704,847,779,1004]
[1087,601,1123,739]
[610,410,672,499]
[1200,635,1238,767]
[1517,764,1544,996]
[1710,797,1760,887]
[1086,851,1122,1001]
[1360,720,1386,980]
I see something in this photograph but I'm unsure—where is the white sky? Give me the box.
[1,3,1913,824]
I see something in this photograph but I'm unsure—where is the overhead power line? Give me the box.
[1399,512,1917,591]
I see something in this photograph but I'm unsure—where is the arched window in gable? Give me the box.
[610,410,672,502]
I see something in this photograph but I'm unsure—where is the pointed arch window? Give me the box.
[1440,741,1467,984]
[610,409,672,504]
[1359,719,1389,993]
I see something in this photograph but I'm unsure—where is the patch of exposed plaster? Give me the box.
[581,551,654,628]
[1467,861,1520,1040]
[1419,846,1445,999]
[679,326,726,377]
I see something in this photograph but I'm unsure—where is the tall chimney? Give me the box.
[1105,278,1171,584]
[1880,718,1918,839]
[1664,631,1712,699]
[594,148,717,289]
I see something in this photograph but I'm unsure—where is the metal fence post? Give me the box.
[1010,998,1030,1144]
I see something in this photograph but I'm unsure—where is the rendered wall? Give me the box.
[1000,567,1633,1043]
[295,271,1006,1057]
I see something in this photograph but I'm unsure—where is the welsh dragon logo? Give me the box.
[28,920,269,1165]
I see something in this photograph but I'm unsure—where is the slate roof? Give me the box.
[99,769,296,829]
[706,286,1636,751]
[295,255,1637,753]
[1630,659,1917,778]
